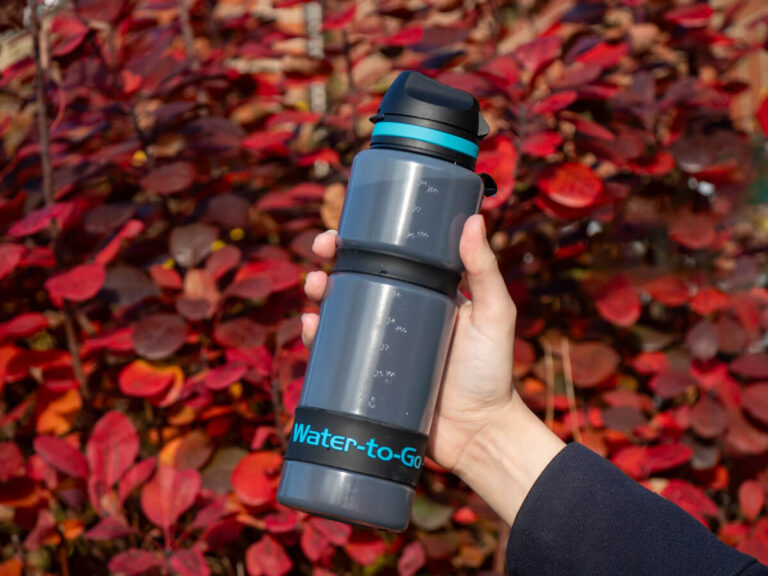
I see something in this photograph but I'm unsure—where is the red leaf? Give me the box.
[119,360,181,398]
[108,549,164,576]
[170,548,210,576]
[617,443,692,478]
[397,541,426,576]
[568,342,620,387]
[241,130,292,153]
[140,162,196,195]
[0,442,23,482]
[685,319,719,361]
[264,507,299,533]
[627,152,675,176]
[33,436,88,479]
[141,464,201,532]
[234,260,302,293]
[665,4,714,27]
[0,313,48,342]
[643,276,689,307]
[231,452,282,506]
[206,246,242,281]
[8,203,72,238]
[690,288,729,315]
[539,163,603,208]
[213,318,268,348]
[662,479,719,521]
[94,219,144,265]
[322,4,355,30]
[522,131,563,157]
[81,327,134,356]
[515,35,561,73]
[532,91,577,115]
[311,517,352,546]
[45,263,106,305]
[170,223,218,268]
[205,363,248,391]
[23,509,57,551]
[149,264,184,290]
[344,533,388,566]
[0,244,25,281]
[86,410,139,486]
[118,458,156,503]
[246,535,293,576]
[669,212,716,250]
[732,355,768,379]
[131,313,188,360]
[632,352,669,375]
[690,396,727,439]
[742,384,768,426]
[567,114,615,141]
[726,414,768,456]
[739,480,765,522]
[575,41,628,69]
[225,277,272,301]
[380,27,424,46]
[650,370,697,398]
[478,135,518,210]
[595,275,641,327]
[757,96,768,138]
[51,15,89,57]
[300,520,331,561]
[452,506,478,524]
[84,516,134,540]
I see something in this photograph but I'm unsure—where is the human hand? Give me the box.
[301,214,564,524]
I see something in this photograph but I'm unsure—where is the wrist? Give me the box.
[454,394,565,526]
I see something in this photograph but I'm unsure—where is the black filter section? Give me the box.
[285,406,429,487]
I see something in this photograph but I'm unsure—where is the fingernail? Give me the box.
[301,313,308,323]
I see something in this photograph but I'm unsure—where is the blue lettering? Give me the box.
[320,428,332,448]
[330,435,344,450]
[305,430,321,446]
[344,437,357,452]
[377,446,393,461]
[365,438,378,458]
[292,422,311,443]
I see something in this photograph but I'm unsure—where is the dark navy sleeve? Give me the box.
[506,443,767,576]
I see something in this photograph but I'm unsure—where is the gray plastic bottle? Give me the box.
[277,71,496,531]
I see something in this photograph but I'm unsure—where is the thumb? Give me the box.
[459,214,516,327]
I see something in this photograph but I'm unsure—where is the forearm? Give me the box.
[453,394,565,526]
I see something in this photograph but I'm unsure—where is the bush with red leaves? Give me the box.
[1,0,768,574]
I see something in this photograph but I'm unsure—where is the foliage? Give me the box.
[1,0,768,574]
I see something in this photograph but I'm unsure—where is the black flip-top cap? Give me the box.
[370,71,490,169]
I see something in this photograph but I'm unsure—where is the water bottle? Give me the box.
[277,71,496,531]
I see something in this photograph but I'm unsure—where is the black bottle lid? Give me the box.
[369,71,490,170]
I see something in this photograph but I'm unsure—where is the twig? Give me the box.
[543,341,555,429]
[271,376,288,450]
[341,29,359,153]
[560,337,582,443]
[58,544,70,576]
[29,0,53,206]
[29,0,88,399]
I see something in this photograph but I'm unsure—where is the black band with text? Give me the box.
[284,406,429,487]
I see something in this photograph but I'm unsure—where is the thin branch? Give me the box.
[29,0,53,206]
[543,340,555,429]
[561,336,582,443]
[29,0,88,399]
[271,376,288,450]
[341,29,360,153]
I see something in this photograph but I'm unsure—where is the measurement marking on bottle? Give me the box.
[385,316,396,325]
[373,370,396,379]
[411,205,424,215]
[379,343,390,352]
[418,179,439,195]
[405,231,430,240]
[395,326,408,334]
